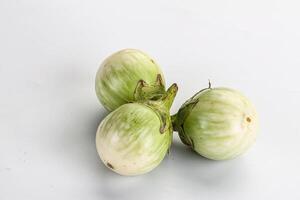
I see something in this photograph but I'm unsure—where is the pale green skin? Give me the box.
[95,49,165,111]
[174,88,258,160]
[96,103,172,176]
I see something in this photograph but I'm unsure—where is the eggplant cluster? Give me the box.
[95,49,258,176]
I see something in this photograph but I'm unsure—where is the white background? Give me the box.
[1,0,300,199]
